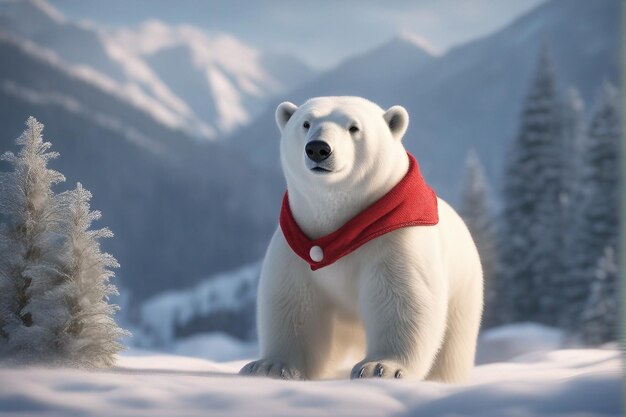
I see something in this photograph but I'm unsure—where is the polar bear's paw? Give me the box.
[239,359,305,380]
[350,359,406,379]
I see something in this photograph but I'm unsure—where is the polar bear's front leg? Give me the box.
[240,232,334,380]
[351,250,448,380]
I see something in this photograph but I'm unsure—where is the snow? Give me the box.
[476,322,565,364]
[0,79,164,154]
[0,345,619,417]
[112,20,270,85]
[3,323,606,416]
[0,3,314,141]
[0,317,622,416]
[0,30,202,141]
[171,332,258,362]
[207,66,251,132]
[108,19,294,134]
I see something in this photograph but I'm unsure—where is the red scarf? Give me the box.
[279,152,439,271]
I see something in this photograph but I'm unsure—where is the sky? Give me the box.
[49,0,546,69]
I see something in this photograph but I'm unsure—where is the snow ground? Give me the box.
[475,322,566,364]
[0,345,621,416]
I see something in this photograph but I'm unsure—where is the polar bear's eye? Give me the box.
[349,125,360,133]
[303,121,310,129]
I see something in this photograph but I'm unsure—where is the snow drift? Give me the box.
[0,346,619,417]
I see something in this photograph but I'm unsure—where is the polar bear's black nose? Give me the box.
[305,140,332,162]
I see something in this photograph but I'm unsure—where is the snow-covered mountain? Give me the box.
[228,0,619,206]
[0,30,283,300]
[0,0,209,138]
[111,20,314,135]
[0,0,314,139]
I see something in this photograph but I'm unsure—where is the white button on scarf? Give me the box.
[309,246,324,262]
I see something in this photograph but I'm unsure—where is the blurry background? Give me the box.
[0,0,619,358]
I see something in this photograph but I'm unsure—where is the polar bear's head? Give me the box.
[276,96,409,194]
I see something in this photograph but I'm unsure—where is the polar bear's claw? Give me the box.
[351,360,405,380]
[239,359,304,380]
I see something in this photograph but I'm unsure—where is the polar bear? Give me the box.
[240,96,483,382]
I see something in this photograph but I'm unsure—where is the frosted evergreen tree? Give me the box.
[0,223,8,341]
[560,89,586,289]
[559,89,589,327]
[58,183,129,368]
[579,247,619,344]
[565,82,620,333]
[499,46,564,325]
[0,117,69,363]
[0,117,128,366]
[458,149,497,328]
[560,88,586,209]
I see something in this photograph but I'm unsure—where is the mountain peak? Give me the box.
[114,20,259,64]
[394,31,441,57]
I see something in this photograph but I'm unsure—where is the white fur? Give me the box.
[240,97,483,382]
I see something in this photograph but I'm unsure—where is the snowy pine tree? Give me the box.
[0,117,69,363]
[559,89,590,328]
[565,82,620,336]
[458,149,497,328]
[0,222,8,341]
[579,247,619,344]
[560,88,587,298]
[560,88,586,210]
[499,47,564,325]
[58,183,129,368]
[0,117,128,366]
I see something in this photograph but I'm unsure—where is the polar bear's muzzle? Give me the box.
[305,140,336,174]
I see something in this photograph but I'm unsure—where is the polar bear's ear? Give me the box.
[275,101,298,133]
[383,105,409,141]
